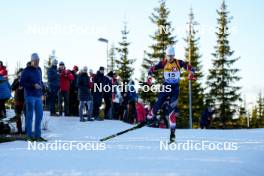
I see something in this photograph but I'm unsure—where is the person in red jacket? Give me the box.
[136,101,146,123]
[58,61,74,116]
[0,61,8,79]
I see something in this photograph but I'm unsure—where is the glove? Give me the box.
[188,72,196,81]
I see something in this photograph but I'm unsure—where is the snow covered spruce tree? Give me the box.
[116,22,135,83]
[178,9,204,128]
[139,0,176,105]
[206,1,241,128]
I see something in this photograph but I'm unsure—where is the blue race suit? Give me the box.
[148,58,195,130]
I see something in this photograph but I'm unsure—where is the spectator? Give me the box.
[10,68,25,134]
[0,61,9,117]
[88,69,94,118]
[103,71,112,119]
[0,61,8,79]
[20,53,45,141]
[77,66,93,122]
[136,100,146,123]
[58,61,74,116]
[0,75,11,119]
[200,106,215,129]
[92,66,110,120]
[47,59,60,116]
[127,80,138,124]
[120,85,129,122]
[111,72,122,120]
[89,69,95,80]
[69,65,79,116]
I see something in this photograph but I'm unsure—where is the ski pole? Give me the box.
[99,120,148,142]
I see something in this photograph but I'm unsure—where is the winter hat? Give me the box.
[99,66,105,71]
[31,53,40,61]
[107,71,114,77]
[82,66,88,72]
[52,59,58,66]
[59,61,65,66]
[73,65,79,71]
[0,61,3,66]
[166,46,175,56]
[26,61,31,67]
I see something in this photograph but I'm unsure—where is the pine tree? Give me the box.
[238,96,248,128]
[206,1,241,127]
[116,22,135,83]
[140,0,176,104]
[178,8,204,128]
[251,106,258,128]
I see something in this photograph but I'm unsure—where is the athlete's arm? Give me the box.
[148,59,167,75]
[178,60,195,73]
[178,59,196,80]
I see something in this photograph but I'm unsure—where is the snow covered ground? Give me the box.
[0,112,264,176]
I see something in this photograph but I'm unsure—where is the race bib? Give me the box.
[164,71,180,83]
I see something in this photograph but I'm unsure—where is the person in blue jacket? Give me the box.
[92,67,111,120]
[0,75,11,119]
[127,80,138,124]
[47,59,60,116]
[200,106,215,129]
[20,53,45,141]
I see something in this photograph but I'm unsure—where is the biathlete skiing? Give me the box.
[99,46,196,142]
[146,46,196,143]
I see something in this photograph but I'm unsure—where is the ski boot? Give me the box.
[169,130,176,144]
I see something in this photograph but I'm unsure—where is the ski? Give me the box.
[99,120,148,142]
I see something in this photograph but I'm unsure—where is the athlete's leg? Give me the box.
[167,85,180,142]
[150,91,168,119]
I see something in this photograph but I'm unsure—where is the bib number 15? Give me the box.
[164,71,180,80]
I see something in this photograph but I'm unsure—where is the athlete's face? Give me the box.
[167,55,174,63]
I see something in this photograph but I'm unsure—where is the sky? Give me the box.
[0,0,263,107]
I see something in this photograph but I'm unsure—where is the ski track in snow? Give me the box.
[0,111,264,176]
